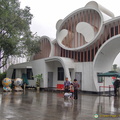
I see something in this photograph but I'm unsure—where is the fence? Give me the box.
[99,85,114,97]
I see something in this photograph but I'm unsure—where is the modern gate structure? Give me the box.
[7,1,120,92]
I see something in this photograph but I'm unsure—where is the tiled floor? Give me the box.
[0,89,120,120]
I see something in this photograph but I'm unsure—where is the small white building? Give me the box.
[7,1,120,92]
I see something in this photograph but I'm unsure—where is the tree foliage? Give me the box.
[0,0,40,68]
[113,64,117,71]
[112,64,120,73]
[0,72,6,86]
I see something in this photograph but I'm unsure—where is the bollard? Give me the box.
[24,84,26,91]
[99,86,101,96]
[109,85,111,97]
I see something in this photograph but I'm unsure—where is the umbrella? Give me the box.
[98,71,120,78]
[97,71,120,95]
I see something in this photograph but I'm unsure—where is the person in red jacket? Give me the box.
[69,83,74,98]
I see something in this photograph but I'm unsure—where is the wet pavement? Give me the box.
[0,89,120,120]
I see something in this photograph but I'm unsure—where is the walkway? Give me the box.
[0,89,120,120]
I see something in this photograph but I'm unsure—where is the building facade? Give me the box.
[7,1,120,92]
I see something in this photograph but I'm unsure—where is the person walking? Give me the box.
[73,79,79,99]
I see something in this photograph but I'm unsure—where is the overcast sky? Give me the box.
[19,0,120,66]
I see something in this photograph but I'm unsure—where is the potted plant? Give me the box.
[34,74,43,91]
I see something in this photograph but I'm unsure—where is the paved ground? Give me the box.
[0,89,120,120]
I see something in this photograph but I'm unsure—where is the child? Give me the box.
[64,85,72,99]
[69,83,74,98]
[64,85,69,92]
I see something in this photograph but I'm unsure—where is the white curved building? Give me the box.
[7,1,120,92]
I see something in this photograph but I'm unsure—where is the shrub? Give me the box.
[0,72,6,86]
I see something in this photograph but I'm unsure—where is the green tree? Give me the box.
[116,66,120,73]
[0,0,40,68]
[0,72,6,86]
[113,64,117,71]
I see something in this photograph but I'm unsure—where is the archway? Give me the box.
[93,35,120,91]
[45,57,75,88]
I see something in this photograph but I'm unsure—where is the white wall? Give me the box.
[32,59,46,87]
[7,57,110,92]
[75,62,95,91]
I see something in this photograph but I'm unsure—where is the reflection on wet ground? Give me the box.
[0,89,120,120]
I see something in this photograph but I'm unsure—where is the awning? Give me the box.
[98,71,120,78]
